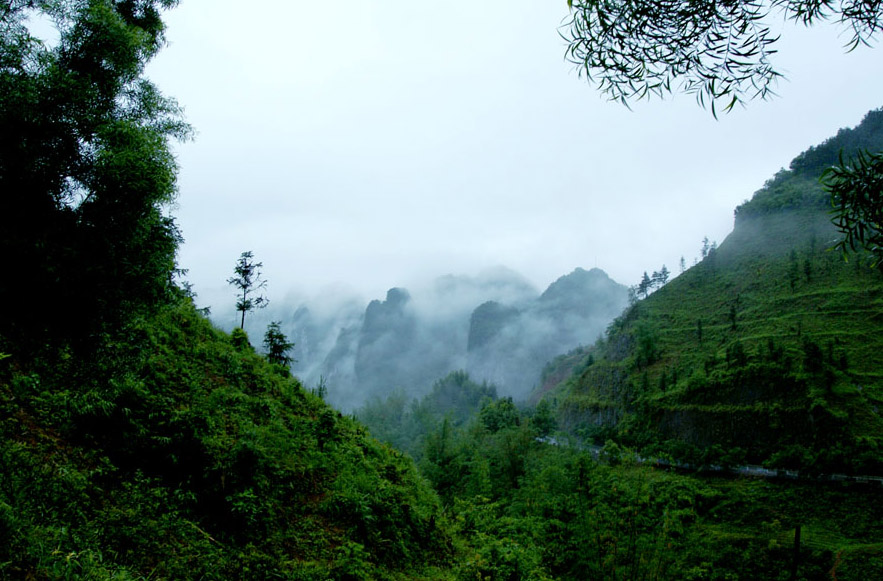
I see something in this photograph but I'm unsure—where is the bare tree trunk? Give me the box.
[790,525,801,581]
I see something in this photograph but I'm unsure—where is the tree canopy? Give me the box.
[227,251,268,328]
[563,1,883,265]
[263,320,295,369]
[0,0,188,349]
[564,0,883,114]
[824,150,883,267]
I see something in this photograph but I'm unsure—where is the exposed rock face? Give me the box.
[466,268,630,397]
[280,267,628,410]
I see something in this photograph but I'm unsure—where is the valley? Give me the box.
[2,2,883,577]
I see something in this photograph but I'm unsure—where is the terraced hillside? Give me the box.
[552,109,883,474]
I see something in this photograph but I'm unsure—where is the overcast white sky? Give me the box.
[145,1,883,320]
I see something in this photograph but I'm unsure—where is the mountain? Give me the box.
[272,267,628,409]
[307,268,537,409]
[347,109,883,581]
[8,104,882,578]
[549,108,883,475]
[352,288,427,400]
[467,268,629,396]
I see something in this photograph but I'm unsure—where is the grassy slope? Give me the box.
[0,300,451,579]
[497,113,883,578]
[553,116,883,474]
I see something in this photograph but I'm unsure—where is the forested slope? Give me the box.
[0,3,454,576]
[4,1,882,576]
[0,298,450,579]
[553,108,883,474]
[357,344,883,579]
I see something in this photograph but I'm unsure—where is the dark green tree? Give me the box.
[0,0,188,347]
[635,321,660,366]
[802,338,824,373]
[652,264,670,287]
[230,327,253,352]
[420,417,466,503]
[315,409,338,451]
[789,249,800,290]
[479,397,520,433]
[823,150,883,268]
[532,399,557,437]
[726,341,747,368]
[564,2,883,265]
[637,271,652,299]
[227,251,268,328]
[564,0,882,114]
[639,370,650,394]
[263,321,294,369]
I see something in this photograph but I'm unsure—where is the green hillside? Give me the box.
[345,112,883,580]
[0,299,450,579]
[553,109,883,475]
[0,3,457,577]
[3,2,882,576]
[355,346,883,580]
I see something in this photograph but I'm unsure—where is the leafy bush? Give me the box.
[0,299,451,578]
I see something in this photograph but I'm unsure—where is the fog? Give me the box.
[140,1,883,410]
[146,1,883,311]
[241,266,627,410]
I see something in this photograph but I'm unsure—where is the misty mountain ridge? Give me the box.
[348,108,883,578]
[257,266,628,409]
[466,268,630,399]
[548,107,883,475]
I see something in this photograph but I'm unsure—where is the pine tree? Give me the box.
[263,321,294,369]
[656,265,670,286]
[638,271,652,299]
[227,251,268,328]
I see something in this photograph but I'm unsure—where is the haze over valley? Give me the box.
[149,1,883,307]
[4,1,883,579]
[244,266,628,409]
